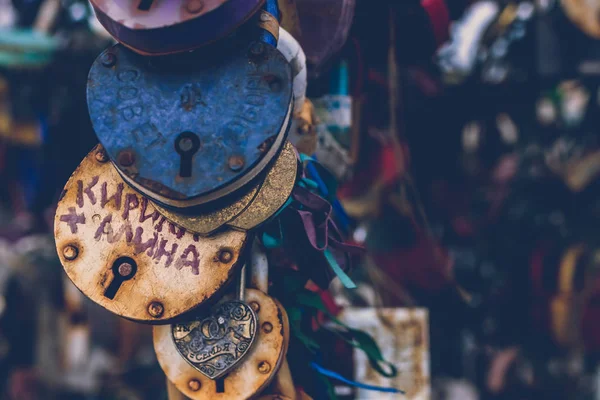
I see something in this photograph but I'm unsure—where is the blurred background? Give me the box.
[3,0,600,399]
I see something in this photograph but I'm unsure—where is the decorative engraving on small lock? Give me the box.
[172,301,258,379]
[54,145,248,323]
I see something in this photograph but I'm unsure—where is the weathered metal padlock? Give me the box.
[154,288,289,399]
[90,0,266,55]
[86,41,293,208]
[153,142,298,236]
[561,0,600,39]
[54,145,248,323]
[172,266,258,379]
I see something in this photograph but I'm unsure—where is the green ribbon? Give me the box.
[294,290,397,378]
[324,249,357,289]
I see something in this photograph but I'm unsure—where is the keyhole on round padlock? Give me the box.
[138,0,155,10]
[216,378,225,393]
[174,132,201,178]
[104,257,137,300]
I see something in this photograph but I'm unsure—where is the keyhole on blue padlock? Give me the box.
[175,132,201,178]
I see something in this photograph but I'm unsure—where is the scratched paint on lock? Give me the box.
[87,43,292,202]
[54,146,248,323]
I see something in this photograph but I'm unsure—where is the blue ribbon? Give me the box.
[310,362,405,394]
[304,158,351,232]
[259,0,279,46]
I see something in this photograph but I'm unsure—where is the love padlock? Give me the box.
[172,266,259,380]
[153,142,298,236]
[154,288,289,400]
[257,394,313,400]
[54,145,248,323]
[87,41,292,209]
[562,0,600,39]
[90,0,266,55]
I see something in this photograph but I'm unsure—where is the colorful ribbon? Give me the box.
[310,362,405,394]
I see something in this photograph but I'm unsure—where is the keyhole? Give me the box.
[104,257,137,300]
[138,0,155,10]
[216,378,225,393]
[174,132,201,178]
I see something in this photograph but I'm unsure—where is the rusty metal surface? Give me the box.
[119,108,289,209]
[153,183,260,237]
[288,99,316,156]
[87,43,292,207]
[91,0,265,55]
[167,380,189,400]
[155,289,288,399]
[265,299,297,399]
[54,146,248,323]
[228,142,297,231]
[172,300,258,379]
[295,0,355,77]
[154,142,297,235]
[339,308,430,400]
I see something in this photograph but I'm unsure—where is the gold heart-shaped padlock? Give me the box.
[153,141,298,236]
[154,289,289,400]
[54,145,248,323]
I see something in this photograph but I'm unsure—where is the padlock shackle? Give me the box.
[251,240,270,293]
[277,27,307,113]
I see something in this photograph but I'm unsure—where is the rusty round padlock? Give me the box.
[90,0,266,55]
[87,43,293,208]
[54,145,249,323]
[561,0,600,38]
[154,289,289,400]
[256,394,312,400]
[153,142,298,236]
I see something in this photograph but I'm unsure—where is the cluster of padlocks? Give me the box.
[53,1,314,398]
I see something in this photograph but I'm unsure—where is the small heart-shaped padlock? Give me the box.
[172,300,258,379]
[155,289,289,400]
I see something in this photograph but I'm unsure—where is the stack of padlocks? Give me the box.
[51,1,348,399]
